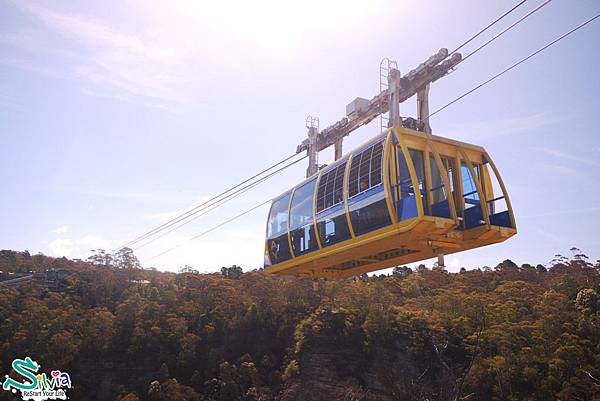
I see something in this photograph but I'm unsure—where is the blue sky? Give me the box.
[1,0,599,273]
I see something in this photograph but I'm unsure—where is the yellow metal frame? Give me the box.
[458,147,491,226]
[344,153,356,239]
[264,126,516,278]
[484,152,517,230]
[286,186,296,258]
[312,172,324,250]
[383,131,399,223]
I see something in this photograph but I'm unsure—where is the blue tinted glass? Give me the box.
[461,163,480,207]
[290,179,318,256]
[396,148,418,221]
[348,141,391,235]
[266,193,292,265]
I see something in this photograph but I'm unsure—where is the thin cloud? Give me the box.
[444,112,566,142]
[48,186,204,203]
[536,162,579,178]
[520,206,600,220]
[52,225,69,234]
[539,148,600,168]
[47,234,111,258]
[8,3,206,108]
[144,195,220,222]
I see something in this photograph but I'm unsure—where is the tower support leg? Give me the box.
[388,68,402,127]
[437,249,445,270]
[417,84,431,133]
[334,139,343,160]
[306,125,318,177]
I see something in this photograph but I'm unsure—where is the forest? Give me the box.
[0,248,599,401]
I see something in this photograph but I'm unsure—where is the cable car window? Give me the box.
[316,204,351,247]
[349,141,384,197]
[333,161,345,204]
[290,179,318,256]
[348,140,391,235]
[429,155,455,218]
[348,152,361,197]
[396,148,419,220]
[371,146,383,187]
[461,163,484,229]
[316,160,351,247]
[410,149,427,215]
[461,163,480,207]
[316,171,330,212]
[266,192,292,264]
[482,162,512,228]
[316,160,347,213]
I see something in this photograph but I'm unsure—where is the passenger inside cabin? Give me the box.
[359,177,369,192]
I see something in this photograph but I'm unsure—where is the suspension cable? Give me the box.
[133,155,307,250]
[116,152,303,251]
[459,0,553,63]
[428,12,600,120]
[449,0,528,55]
[143,199,272,264]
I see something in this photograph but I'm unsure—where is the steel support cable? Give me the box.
[449,0,528,55]
[427,12,600,120]
[459,0,553,63]
[116,152,302,250]
[133,155,307,251]
[133,179,263,251]
[142,199,271,264]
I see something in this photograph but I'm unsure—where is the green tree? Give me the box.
[221,265,243,279]
[113,247,141,269]
[392,265,412,277]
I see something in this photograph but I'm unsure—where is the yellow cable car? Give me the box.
[264,126,516,278]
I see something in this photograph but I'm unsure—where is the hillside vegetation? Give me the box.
[0,249,599,401]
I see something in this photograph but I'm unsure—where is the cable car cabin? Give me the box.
[264,127,516,279]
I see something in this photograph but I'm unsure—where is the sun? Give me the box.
[166,0,385,56]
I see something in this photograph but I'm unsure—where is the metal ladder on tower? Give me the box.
[379,57,398,132]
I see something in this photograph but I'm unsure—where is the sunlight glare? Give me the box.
[170,0,384,55]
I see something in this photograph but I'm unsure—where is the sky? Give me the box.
[0,0,599,273]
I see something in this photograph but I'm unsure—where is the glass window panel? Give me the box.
[266,192,292,264]
[396,148,419,220]
[290,179,318,256]
[349,195,390,235]
[316,160,347,213]
[316,171,328,212]
[333,162,345,204]
[483,162,512,228]
[409,149,427,215]
[358,146,373,192]
[348,153,361,197]
[430,156,446,204]
[315,159,351,247]
[317,204,351,247]
[348,139,390,235]
[461,163,480,208]
[370,143,383,187]
[398,149,414,198]
[460,162,484,229]
[429,155,455,219]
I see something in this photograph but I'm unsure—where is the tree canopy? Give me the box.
[0,249,599,401]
